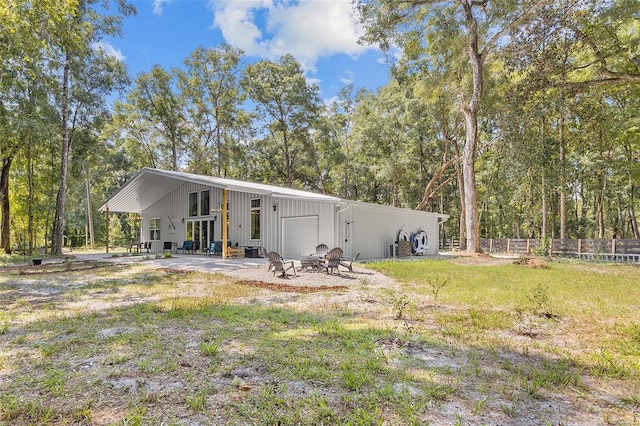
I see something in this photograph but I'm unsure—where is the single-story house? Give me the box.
[98,168,449,260]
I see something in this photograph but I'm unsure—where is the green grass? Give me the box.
[369,258,640,316]
[1,258,640,424]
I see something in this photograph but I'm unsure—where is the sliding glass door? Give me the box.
[186,219,217,251]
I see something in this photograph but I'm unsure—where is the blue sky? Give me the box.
[100,0,393,101]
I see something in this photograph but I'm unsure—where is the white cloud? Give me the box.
[210,0,374,72]
[339,69,354,85]
[92,41,126,61]
[153,0,171,16]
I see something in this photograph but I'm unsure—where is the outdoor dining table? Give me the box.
[299,255,324,272]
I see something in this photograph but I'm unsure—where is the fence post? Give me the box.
[612,238,616,255]
[489,239,493,253]
[507,239,511,254]
[578,239,582,254]
[549,239,553,256]
[526,239,530,255]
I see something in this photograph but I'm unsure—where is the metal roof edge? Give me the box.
[101,168,342,210]
[98,168,149,212]
[99,168,448,220]
[338,199,449,221]
[160,169,339,201]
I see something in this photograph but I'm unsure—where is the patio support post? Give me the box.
[105,208,110,254]
[222,189,228,259]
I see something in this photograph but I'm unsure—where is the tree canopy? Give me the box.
[1,0,638,254]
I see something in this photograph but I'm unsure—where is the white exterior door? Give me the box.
[282,216,319,258]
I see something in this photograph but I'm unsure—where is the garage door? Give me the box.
[282,216,319,258]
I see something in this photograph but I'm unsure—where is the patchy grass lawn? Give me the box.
[1,256,639,425]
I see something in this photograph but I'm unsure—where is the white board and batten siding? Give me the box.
[103,169,448,260]
[277,197,336,258]
[141,181,216,252]
[337,202,444,260]
[140,180,338,255]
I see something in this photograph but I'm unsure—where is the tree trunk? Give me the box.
[540,116,547,238]
[28,133,34,254]
[171,128,178,172]
[454,144,466,251]
[616,196,625,239]
[461,108,480,252]
[460,2,483,253]
[215,105,222,177]
[52,52,71,255]
[559,113,566,241]
[282,126,292,188]
[579,181,588,238]
[85,169,95,250]
[596,190,605,239]
[1,156,13,253]
[630,182,639,238]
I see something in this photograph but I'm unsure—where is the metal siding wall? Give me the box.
[262,195,279,253]
[343,205,442,260]
[138,179,446,260]
[226,191,269,248]
[278,199,336,254]
[142,185,337,255]
[142,182,215,253]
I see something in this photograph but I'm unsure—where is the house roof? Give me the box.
[98,168,341,213]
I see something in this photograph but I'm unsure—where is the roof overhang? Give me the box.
[99,168,340,213]
[337,199,450,223]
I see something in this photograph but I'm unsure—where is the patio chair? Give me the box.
[339,251,360,272]
[268,251,297,277]
[311,243,329,258]
[322,247,343,275]
[262,247,274,272]
[176,240,193,254]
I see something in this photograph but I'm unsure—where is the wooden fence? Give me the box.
[440,238,640,263]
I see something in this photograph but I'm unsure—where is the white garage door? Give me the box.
[282,216,319,258]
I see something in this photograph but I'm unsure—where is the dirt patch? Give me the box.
[513,256,549,269]
[236,279,348,293]
[159,268,194,274]
[447,252,515,266]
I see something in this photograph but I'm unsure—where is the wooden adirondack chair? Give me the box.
[339,251,360,272]
[311,243,329,258]
[268,251,297,277]
[322,247,343,275]
[262,247,274,272]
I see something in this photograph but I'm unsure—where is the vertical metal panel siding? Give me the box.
[226,191,270,248]
[343,205,441,260]
[277,198,336,254]
[142,182,216,252]
[139,179,445,260]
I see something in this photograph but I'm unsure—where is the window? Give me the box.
[200,190,210,216]
[186,221,193,241]
[189,192,198,217]
[250,198,260,240]
[149,218,160,241]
